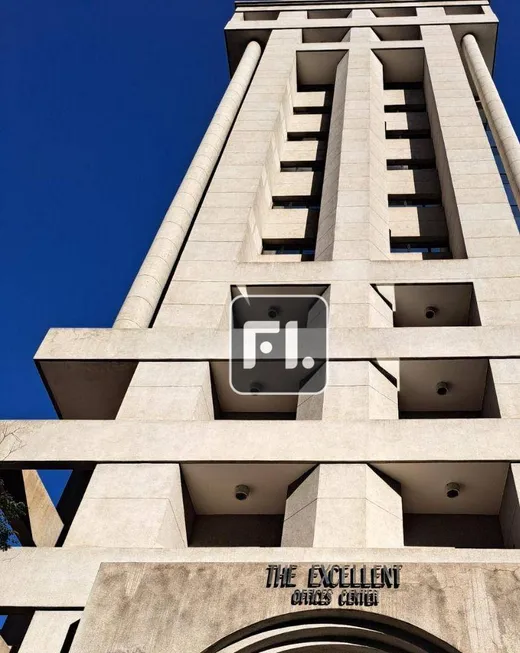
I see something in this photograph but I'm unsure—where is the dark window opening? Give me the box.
[386,129,431,139]
[281,161,325,172]
[391,238,451,258]
[387,159,436,171]
[307,9,351,19]
[272,197,321,210]
[287,132,328,141]
[243,10,279,21]
[293,106,331,115]
[262,239,316,260]
[372,7,417,17]
[385,104,426,113]
[388,195,442,208]
[445,6,484,15]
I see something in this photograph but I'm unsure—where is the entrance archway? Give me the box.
[203,610,462,653]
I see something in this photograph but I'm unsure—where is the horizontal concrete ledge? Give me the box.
[35,326,520,362]
[225,16,498,32]
[1,419,520,466]
[297,40,425,52]
[2,547,520,607]
[171,257,520,284]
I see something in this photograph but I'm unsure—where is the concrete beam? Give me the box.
[35,325,520,363]
[1,419,520,465]
[1,547,520,608]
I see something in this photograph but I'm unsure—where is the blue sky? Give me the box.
[0,0,519,504]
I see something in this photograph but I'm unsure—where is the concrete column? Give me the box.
[462,34,520,212]
[500,464,520,548]
[18,612,80,653]
[297,361,398,420]
[487,360,520,418]
[315,49,389,261]
[281,464,403,547]
[422,25,519,259]
[0,470,63,546]
[114,40,262,329]
[64,464,187,548]
[117,362,214,420]
[347,9,379,42]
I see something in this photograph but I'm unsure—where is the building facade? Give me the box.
[2,0,520,651]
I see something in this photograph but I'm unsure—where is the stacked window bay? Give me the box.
[263,85,333,260]
[385,81,451,258]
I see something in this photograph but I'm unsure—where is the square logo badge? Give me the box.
[229,293,328,396]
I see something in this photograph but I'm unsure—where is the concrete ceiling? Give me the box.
[375,462,509,515]
[182,462,313,514]
[394,283,474,327]
[399,358,488,412]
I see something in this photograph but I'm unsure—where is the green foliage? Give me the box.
[0,479,25,551]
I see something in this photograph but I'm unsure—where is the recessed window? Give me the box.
[386,129,431,139]
[385,104,426,113]
[307,9,351,19]
[272,197,321,210]
[262,240,315,259]
[287,132,328,141]
[445,6,484,15]
[391,242,450,255]
[243,11,279,21]
[372,7,417,17]
[389,196,442,208]
[281,161,325,172]
[387,159,436,170]
[293,106,331,115]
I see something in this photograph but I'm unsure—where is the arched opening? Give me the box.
[202,609,462,653]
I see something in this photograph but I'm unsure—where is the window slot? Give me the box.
[387,159,436,171]
[386,129,431,139]
[293,106,331,115]
[384,104,427,113]
[388,195,442,208]
[262,239,316,259]
[272,197,321,210]
[287,132,328,141]
[281,161,325,172]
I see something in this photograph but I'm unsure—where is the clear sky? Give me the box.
[0,0,519,502]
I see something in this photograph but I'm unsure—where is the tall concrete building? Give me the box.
[3,0,520,651]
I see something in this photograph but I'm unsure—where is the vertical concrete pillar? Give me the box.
[281,464,403,547]
[64,464,187,548]
[315,48,389,261]
[18,612,80,653]
[347,9,379,42]
[500,464,520,548]
[422,25,519,259]
[0,470,63,546]
[487,360,520,417]
[462,34,520,212]
[116,362,214,420]
[114,40,262,329]
[297,362,398,420]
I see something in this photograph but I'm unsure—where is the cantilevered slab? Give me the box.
[2,419,520,466]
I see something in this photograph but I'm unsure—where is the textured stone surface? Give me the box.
[68,562,520,653]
